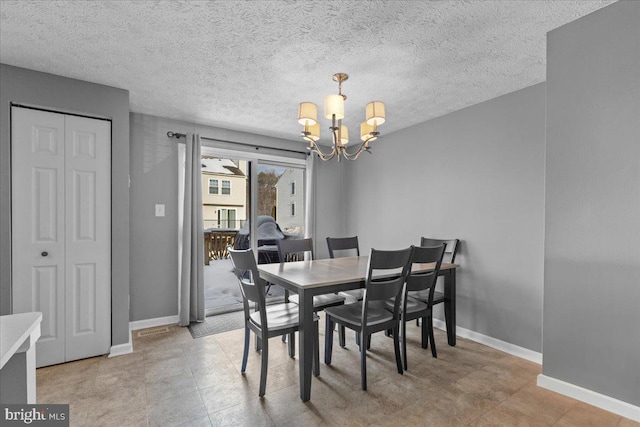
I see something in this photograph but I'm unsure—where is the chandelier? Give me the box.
[297,73,386,161]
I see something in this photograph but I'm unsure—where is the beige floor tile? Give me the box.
[259,384,316,425]
[33,322,629,427]
[208,398,275,427]
[191,358,241,390]
[84,388,147,427]
[147,390,208,427]
[145,371,198,403]
[554,402,621,426]
[144,355,191,381]
[198,373,255,414]
[494,382,576,425]
[477,403,549,426]
[176,415,213,427]
[618,417,640,426]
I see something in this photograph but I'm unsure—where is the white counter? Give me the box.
[0,312,42,403]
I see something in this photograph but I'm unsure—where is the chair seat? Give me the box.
[408,290,444,304]
[249,302,299,331]
[338,289,364,304]
[384,296,429,315]
[289,293,346,310]
[432,291,444,303]
[324,301,393,330]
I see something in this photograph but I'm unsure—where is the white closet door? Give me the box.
[11,107,111,367]
[11,107,67,367]
[64,115,111,361]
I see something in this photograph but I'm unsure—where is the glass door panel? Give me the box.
[257,162,306,264]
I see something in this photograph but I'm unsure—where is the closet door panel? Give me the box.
[64,115,111,361]
[11,107,66,367]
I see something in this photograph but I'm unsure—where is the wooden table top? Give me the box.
[258,256,457,291]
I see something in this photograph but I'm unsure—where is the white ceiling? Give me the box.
[0,0,614,141]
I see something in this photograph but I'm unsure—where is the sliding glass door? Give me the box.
[200,147,307,314]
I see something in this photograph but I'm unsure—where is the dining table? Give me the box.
[258,256,458,401]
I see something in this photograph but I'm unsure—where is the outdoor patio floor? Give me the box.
[204,258,284,314]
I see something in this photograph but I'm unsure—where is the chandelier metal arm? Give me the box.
[341,136,376,161]
[305,138,337,160]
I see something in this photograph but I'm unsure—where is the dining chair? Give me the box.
[278,238,347,311]
[326,236,364,347]
[326,236,360,259]
[412,237,459,327]
[276,237,315,262]
[385,244,445,368]
[229,248,320,397]
[277,238,346,347]
[324,247,413,390]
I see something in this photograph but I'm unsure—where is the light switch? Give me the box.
[155,204,165,217]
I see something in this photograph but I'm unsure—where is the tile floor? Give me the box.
[36,315,638,426]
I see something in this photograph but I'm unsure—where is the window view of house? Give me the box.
[201,157,247,229]
[258,165,305,236]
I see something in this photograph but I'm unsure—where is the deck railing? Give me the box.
[204,229,238,264]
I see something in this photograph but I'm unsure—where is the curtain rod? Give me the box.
[166,131,308,156]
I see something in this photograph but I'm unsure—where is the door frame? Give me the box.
[181,143,308,316]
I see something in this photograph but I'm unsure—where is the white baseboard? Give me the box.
[129,314,180,332]
[537,374,640,422]
[432,318,542,364]
[108,330,133,358]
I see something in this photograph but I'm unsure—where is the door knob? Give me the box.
[41,251,48,257]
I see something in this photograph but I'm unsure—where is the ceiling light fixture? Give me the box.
[298,73,385,161]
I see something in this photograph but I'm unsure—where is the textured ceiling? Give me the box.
[0,0,615,141]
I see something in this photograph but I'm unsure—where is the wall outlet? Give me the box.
[155,204,165,217]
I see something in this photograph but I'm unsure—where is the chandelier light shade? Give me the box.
[298,102,318,126]
[360,122,377,142]
[339,125,349,145]
[299,73,385,161]
[307,123,320,142]
[366,101,386,126]
[324,94,345,120]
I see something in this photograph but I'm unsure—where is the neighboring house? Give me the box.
[275,168,304,234]
[201,158,247,229]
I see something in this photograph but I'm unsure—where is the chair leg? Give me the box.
[416,318,420,327]
[288,332,295,358]
[339,325,346,348]
[355,331,360,347]
[314,320,320,377]
[241,327,250,373]
[367,334,372,350]
[402,319,408,371]
[421,316,428,349]
[259,334,269,397]
[393,325,403,375]
[427,314,437,358]
[360,331,368,390]
[324,315,334,365]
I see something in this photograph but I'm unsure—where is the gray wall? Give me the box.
[345,83,546,352]
[0,64,131,346]
[129,112,346,320]
[543,1,640,406]
[314,158,349,260]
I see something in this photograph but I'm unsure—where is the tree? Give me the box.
[257,170,279,217]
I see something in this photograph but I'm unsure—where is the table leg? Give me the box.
[0,331,38,404]
[444,269,456,346]
[298,288,314,401]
